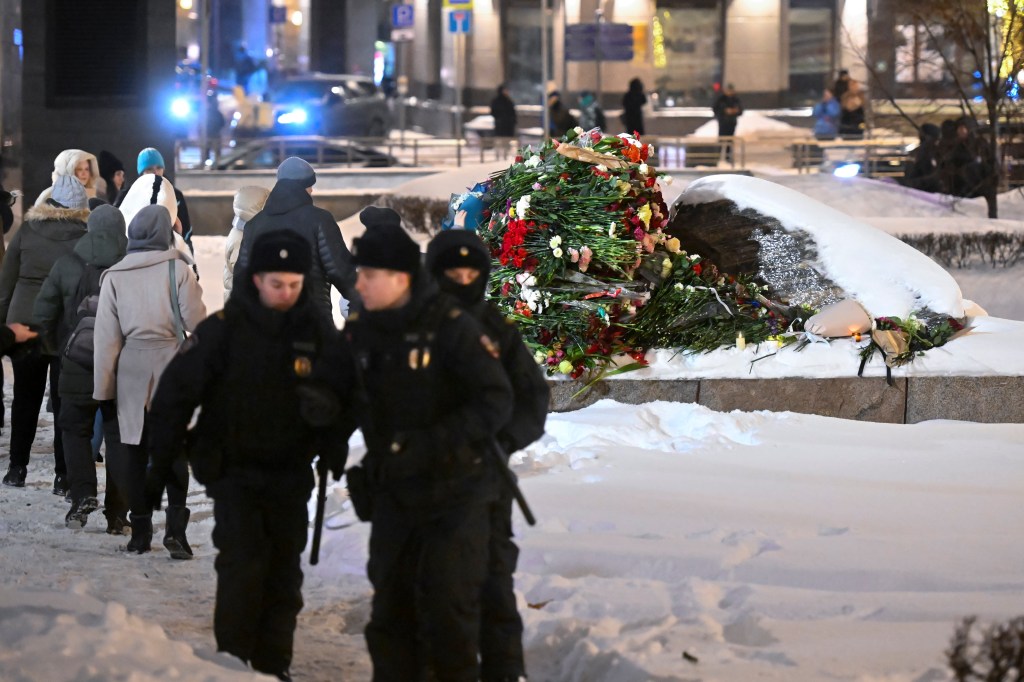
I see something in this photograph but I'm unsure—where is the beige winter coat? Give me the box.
[93,249,206,444]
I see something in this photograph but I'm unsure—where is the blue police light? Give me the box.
[170,97,192,119]
[277,108,308,125]
[833,163,861,178]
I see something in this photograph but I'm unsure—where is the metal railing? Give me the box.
[175,135,524,172]
[791,137,913,178]
[646,136,746,170]
[175,134,752,172]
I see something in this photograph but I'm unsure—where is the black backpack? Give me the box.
[62,259,106,370]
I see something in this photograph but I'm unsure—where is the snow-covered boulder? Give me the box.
[668,175,965,319]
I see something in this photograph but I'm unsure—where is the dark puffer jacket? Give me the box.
[234,179,358,317]
[0,203,88,326]
[33,205,128,400]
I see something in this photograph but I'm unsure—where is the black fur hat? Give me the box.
[353,207,420,273]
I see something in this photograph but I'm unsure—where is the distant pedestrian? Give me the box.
[234,156,359,319]
[34,150,105,206]
[147,229,354,680]
[833,69,851,101]
[621,78,647,135]
[578,91,606,131]
[547,90,578,139]
[812,89,841,140]
[115,148,196,256]
[839,80,866,139]
[32,204,128,531]
[0,175,89,492]
[224,185,270,303]
[901,123,942,193]
[93,204,206,556]
[490,84,517,138]
[713,84,743,162]
[98,151,126,204]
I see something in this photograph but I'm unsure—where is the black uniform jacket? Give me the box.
[234,180,358,317]
[345,275,514,512]
[470,300,549,455]
[148,281,355,484]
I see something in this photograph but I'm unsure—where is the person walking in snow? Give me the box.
[426,227,549,682]
[812,89,841,140]
[92,204,206,556]
[34,149,105,206]
[621,78,647,135]
[114,148,196,256]
[223,185,270,303]
[713,84,743,162]
[146,230,354,681]
[343,206,514,682]
[33,205,129,531]
[0,175,89,492]
[234,157,358,319]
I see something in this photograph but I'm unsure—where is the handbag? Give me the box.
[168,260,187,343]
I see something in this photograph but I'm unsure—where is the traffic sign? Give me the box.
[392,4,414,29]
[448,9,472,33]
[268,5,287,24]
[443,0,473,7]
[391,28,414,42]
[564,22,635,62]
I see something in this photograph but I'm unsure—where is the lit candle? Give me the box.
[736,331,746,350]
[850,326,862,343]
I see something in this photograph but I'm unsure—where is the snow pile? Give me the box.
[1,396,1022,681]
[678,174,966,319]
[691,111,803,139]
[0,586,265,681]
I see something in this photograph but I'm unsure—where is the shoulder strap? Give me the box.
[169,259,185,340]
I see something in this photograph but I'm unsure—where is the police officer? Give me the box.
[345,206,514,682]
[146,230,353,681]
[426,228,549,682]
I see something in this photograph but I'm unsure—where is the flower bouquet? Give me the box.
[479,128,807,378]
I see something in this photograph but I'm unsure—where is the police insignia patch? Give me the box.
[294,356,313,377]
[480,334,500,359]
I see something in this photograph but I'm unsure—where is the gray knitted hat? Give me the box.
[50,175,88,210]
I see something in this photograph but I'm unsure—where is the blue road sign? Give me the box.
[448,9,472,33]
[565,22,634,62]
[268,6,287,24]
[392,4,414,29]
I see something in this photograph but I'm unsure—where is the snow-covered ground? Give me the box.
[1,170,1023,682]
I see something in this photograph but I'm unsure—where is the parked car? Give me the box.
[266,73,391,138]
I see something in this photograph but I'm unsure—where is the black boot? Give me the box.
[66,496,99,529]
[52,473,69,498]
[105,512,130,535]
[126,513,153,554]
[163,505,193,560]
[2,465,27,487]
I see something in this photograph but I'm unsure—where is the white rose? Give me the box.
[524,155,541,168]
[552,247,563,258]
[515,195,531,217]
[661,175,674,185]
[638,163,649,176]
[573,126,584,135]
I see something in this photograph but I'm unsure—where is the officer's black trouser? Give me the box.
[366,493,490,682]
[480,491,525,681]
[209,466,314,678]
[59,399,126,516]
